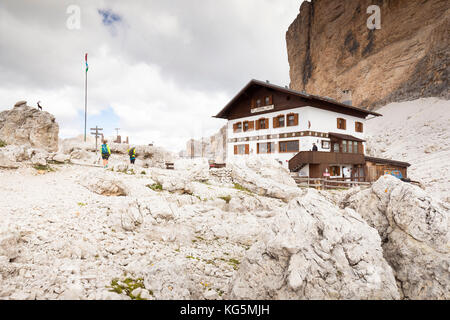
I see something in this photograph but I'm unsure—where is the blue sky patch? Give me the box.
[98,9,122,26]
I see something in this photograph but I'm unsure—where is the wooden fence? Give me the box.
[291,176,372,190]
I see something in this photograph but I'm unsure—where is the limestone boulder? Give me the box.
[340,175,450,299]
[174,158,210,182]
[0,102,59,152]
[30,151,47,167]
[81,172,128,196]
[228,189,400,300]
[0,152,19,169]
[52,153,70,163]
[227,157,301,202]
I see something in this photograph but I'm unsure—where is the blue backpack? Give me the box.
[101,144,108,155]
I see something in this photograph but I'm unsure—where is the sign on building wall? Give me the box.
[250,105,274,114]
[384,169,403,179]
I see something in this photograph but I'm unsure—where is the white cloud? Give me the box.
[0,0,303,152]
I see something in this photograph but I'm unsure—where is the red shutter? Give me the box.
[294,114,299,126]
[245,144,249,155]
[273,117,278,128]
[256,119,260,130]
[265,118,269,129]
[234,145,238,155]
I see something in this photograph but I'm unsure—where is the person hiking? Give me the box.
[128,146,136,165]
[100,139,111,168]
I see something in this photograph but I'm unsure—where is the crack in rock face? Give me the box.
[228,189,401,300]
[340,175,450,299]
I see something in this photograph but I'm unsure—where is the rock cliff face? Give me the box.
[286,0,449,109]
[0,101,59,152]
[185,125,227,163]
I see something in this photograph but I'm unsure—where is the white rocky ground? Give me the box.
[0,98,448,300]
[0,158,290,300]
[365,98,450,203]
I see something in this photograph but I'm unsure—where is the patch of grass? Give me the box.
[218,195,231,203]
[215,288,225,297]
[107,277,152,300]
[33,164,56,172]
[233,183,252,193]
[227,258,240,270]
[147,183,163,192]
[0,140,6,148]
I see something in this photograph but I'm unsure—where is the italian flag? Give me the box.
[85,53,88,72]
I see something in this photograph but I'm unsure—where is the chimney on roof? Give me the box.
[341,89,353,106]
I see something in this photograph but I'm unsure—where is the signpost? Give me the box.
[90,126,103,154]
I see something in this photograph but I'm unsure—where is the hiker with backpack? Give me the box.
[128,146,136,165]
[101,139,111,168]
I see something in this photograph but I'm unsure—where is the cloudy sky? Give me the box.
[0,0,303,152]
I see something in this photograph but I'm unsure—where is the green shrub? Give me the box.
[147,183,163,191]
[218,195,231,203]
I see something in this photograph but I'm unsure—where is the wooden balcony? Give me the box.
[289,151,365,172]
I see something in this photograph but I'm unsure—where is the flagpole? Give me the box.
[84,53,88,142]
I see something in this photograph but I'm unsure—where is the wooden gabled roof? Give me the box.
[329,132,366,142]
[214,79,382,119]
[365,156,411,167]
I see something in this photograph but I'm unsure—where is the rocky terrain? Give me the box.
[0,101,59,152]
[365,98,450,203]
[0,100,449,300]
[286,0,449,109]
[0,149,448,300]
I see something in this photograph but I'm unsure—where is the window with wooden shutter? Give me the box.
[269,95,273,105]
[337,118,347,130]
[257,118,267,130]
[287,113,297,127]
[234,145,238,155]
[245,144,249,155]
[248,121,254,131]
[273,117,278,128]
[355,121,363,132]
[233,123,237,133]
[243,121,249,132]
[278,115,285,127]
[251,99,256,109]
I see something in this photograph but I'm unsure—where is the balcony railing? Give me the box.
[289,151,365,172]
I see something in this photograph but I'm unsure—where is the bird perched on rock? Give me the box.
[37,101,43,111]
